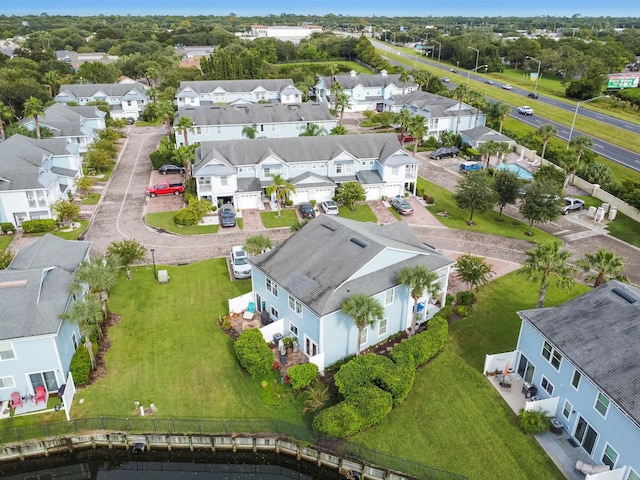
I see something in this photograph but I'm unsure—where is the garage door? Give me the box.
[364,186,380,200]
[310,188,334,202]
[236,193,260,210]
[291,191,309,203]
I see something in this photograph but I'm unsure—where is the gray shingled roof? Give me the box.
[321,72,418,91]
[66,105,106,119]
[177,79,298,96]
[388,90,475,118]
[21,103,94,137]
[0,135,66,191]
[9,234,91,273]
[462,125,513,143]
[176,102,334,126]
[250,216,454,317]
[56,82,147,100]
[193,134,415,176]
[519,281,640,427]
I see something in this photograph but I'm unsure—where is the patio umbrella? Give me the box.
[503,363,509,377]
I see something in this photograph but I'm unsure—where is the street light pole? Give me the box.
[433,40,441,63]
[567,95,609,149]
[467,46,479,84]
[526,55,541,94]
[150,248,157,281]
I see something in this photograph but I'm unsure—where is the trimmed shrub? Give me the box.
[287,363,319,390]
[456,290,476,306]
[69,345,92,385]
[436,305,452,321]
[0,222,15,234]
[174,208,199,226]
[390,316,448,368]
[518,409,550,434]
[234,329,273,378]
[22,219,56,234]
[446,293,455,305]
[454,305,472,317]
[285,199,293,207]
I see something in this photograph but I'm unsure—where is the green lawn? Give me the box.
[51,220,90,241]
[338,204,378,222]
[146,211,219,234]
[606,210,640,248]
[260,209,298,228]
[81,193,101,205]
[0,235,12,251]
[418,178,557,243]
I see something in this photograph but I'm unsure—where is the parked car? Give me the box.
[561,197,585,215]
[441,77,450,83]
[527,92,539,99]
[518,106,534,115]
[430,146,459,160]
[502,84,512,90]
[298,202,316,219]
[146,182,185,197]
[219,204,236,227]
[397,132,415,143]
[230,246,251,279]
[320,200,339,215]
[126,117,135,125]
[459,161,482,173]
[390,197,414,215]
[159,164,185,175]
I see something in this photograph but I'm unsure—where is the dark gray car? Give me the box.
[219,204,236,227]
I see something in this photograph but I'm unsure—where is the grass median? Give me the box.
[146,211,219,234]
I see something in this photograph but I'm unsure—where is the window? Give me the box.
[198,178,211,186]
[369,160,374,166]
[72,333,78,351]
[571,370,581,389]
[288,295,302,316]
[627,469,640,480]
[196,127,202,135]
[361,161,367,166]
[220,177,228,186]
[359,328,368,346]
[217,126,222,134]
[291,165,297,170]
[391,166,399,176]
[0,342,15,361]
[542,341,552,360]
[602,444,618,468]
[336,164,342,174]
[562,400,573,419]
[0,376,15,388]
[265,279,278,297]
[378,318,388,336]
[289,322,298,336]
[270,306,279,319]
[271,124,276,132]
[345,164,352,174]
[238,168,244,173]
[541,341,562,370]
[312,164,317,169]
[595,392,610,417]
[384,288,394,306]
[540,376,554,396]
[264,167,281,176]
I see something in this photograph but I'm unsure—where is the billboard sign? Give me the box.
[607,74,639,89]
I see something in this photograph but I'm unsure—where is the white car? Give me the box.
[320,200,339,215]
[502,84,512,90]
[442,77,450,83]
[231,246,252,279]
[518,106,534,115]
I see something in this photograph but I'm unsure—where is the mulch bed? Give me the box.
[86,312,122,385]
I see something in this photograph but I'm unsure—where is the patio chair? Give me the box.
[242,301,256,320]
[10,392,22,409]
[34,386,46,405]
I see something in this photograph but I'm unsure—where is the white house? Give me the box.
[176,79,302,108]
[55,82,148,121]
[174,102,337,146]
[192,133,420,209]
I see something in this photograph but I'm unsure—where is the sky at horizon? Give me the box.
[3,1,640,19]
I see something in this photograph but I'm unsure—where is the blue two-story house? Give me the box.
[512,281,640,478]
[192,133,420,209]
[248,215,455,371]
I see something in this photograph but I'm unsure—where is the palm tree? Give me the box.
[330,125,349,135]
[399,69,411,94]
[299,123,327,136]
[397,265,440,334]
[243,234,273,255]
[466,90,487,128]
[490,102,511,134]
[265,173,295,217]
[107,239,146,280]
[452,83,470,133]
[329,81,344,111]
[495,141,511,164]
[396,109,413,142]
[559,150,580,187]
[478,140,499,169]
[154,100,176,139]
[43,70,61,97]
[75,254,121,323]
[335,92,350,125]
[519,241,576,308]
[569,135,593,174]
[175,116,194,147]
[242,123,259,139]
[0,101,13,140]
[577,248,628,287]
[60,295,104,369]
[174,146,194,182]
[23,96,45,140]
[341,293,384,356]
[408,115,427,155]
[536,124,557,160]
[145,66,160,87]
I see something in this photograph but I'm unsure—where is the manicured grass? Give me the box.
[353,273,591,480]
[260,209,298,228]
[146,211,219,235]
[338,204,378,223]
[135,120,162,127]
[388,206,402,220]
[418,178,557,243]
[237,218,244,230]
[81,193,101,205]
[52,220,89,241]
[0,235,12,252]
[606,211,640,248]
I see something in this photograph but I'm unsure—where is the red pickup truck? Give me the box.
[147,182,185,197]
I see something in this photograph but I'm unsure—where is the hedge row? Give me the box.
[22,219,56,234]
[234,329,273,378]
[0,222,15,234]
[69,344,92,385]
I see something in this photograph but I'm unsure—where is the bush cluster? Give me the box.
[174,208,199,226]
[22,219,56,234]
[389,316,448,369]
[287,363,319,390]
[69,345,92,385]
[0,222,15,234]
[234,329,273,378]
[454,305,472,317]
[456,290,476,306]
[518,409,550,434]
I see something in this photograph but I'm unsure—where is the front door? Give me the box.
[575,415,598,455]
[305,336,318,357]
[517,353,535,383]
[256,294,263,312]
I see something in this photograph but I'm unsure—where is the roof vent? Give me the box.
[612,287,638,304]
[350,237,367,248]
[321,223,336,232]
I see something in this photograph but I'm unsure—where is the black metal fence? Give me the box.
[0,417,467,480]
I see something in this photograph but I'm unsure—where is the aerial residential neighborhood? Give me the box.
[0,9,639,480]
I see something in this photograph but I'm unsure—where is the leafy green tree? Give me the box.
[477,140,500,169]
[488,102,511,134]
[265,173,296,217]
[75,254,122,316]
[52,198,80,227]
[43,70,61,97]
[243,234,273,255]
[84,148,112,174]
[341,293,384,356]
[0,101,14,140]
[335,181,366,211]
[399,69,411,94]
[175,115,194,147]
[533,164,565,189]
[519,179,563,235]
[454,171,498,224]
[577,248,628,287]
[455,254,494,291]
[396,108,413,139]
[519,241,575,308]
[107,239,146,280]
[494,170,521,219]
[0,250,14,270]
[154,100,176,138]
[242,123,259,139]
[60,295,104,369]
[397,265,440,334]
[299,123,327,136]
[536,124,557,160]
[23,96,45,140]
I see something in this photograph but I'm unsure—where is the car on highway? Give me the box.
[159,164,186,175]
[527,92,539,99]
[442,77,450,83]
[230,246,251,279]
[484,79,494,84]
[298,202,316,219]
[561,197,585,215]
[320,200,339,215]
[502,84,513,90]
[518,106,534,115]
[389,197,414,215]
[450,68,458,73]
[219,204,236,227]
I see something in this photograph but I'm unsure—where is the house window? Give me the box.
[312,164,317,169]
[562,400,572,419]
[378,318,388,336]
[72,333,78,350]
[265,279,278,297]
[571,370,581,389]
[198,178,211,186]
[288,295,302,316]
[0,342,15,360]
[246,167,253,173]
[361,161,367,166]
[384,288,394,306]
[336,165,342,174]
[369,160,374,166]
[540,376,554,396]
[391,166,399,175]
[196,127,202,135]
[602,444,618,468]
[271,124,276,132]
[345,164,352,174]
[359,328,368,346]
[264,167,281,176]
[289,322,298,336]
[595,392,610,417]
[291,165,297,170]
[220,177,228,186]
[217,126,222,134]
[238,168,244,173]
[627,469,640,480]
[270,306,279,319]
[0,376,15,388]
[541,341,562,370]
[127,100,132,106]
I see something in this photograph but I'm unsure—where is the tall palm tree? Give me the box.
[265,173,295,217]
[559,150,580,187]
[570,135,593,165]
[577,248,628,287]
[335,92,350,125]
[452,83,470,133]
[399,69,411,94]
[175,116,194,147]
[23,96,45,140]
[75,255,121,317]
[495,141,511,164]
[396,108,413,141]
[43,70,61,97]
[242,123,259,139]
[60,295,104,369]
[478,140,499,169]
[519,241,576,308]
[536,124,557,160]
[408,115,427,155]
[329,81,344,111]
[0,101,13,140]
[397,265,440,334]
[154,100,176,139]
[490,102,511,134]
[341,293,384,356]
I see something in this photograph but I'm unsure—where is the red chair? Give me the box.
[34,386,46,405]
[10,392,22,409]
